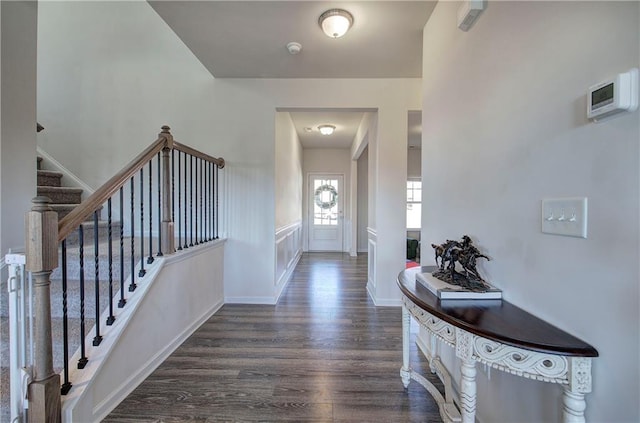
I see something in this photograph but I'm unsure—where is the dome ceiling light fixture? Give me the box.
[318,9,354,39]
[318,124,336,135]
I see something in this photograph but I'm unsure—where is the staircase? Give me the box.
[37,156,84,221]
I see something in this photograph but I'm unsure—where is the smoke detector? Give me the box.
[287,42,302,55]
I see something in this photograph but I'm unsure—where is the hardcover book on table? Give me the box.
[416,271,502,300]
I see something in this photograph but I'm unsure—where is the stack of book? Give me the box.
[416,271,502,300]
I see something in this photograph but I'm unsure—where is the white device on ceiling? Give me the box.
[587,68,638,122]
[457,0,485,32]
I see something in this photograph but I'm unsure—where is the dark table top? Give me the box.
[398,266,598,357]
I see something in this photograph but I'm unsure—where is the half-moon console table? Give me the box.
[397,266,598,423]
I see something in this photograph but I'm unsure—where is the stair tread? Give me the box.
[37,169,64,177]
[37,186,83,193]
[50,204,79,208]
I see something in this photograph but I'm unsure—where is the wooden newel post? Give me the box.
[25,196,62,422]
[160,125,175,254]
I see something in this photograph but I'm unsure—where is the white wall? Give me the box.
[407,148,421,179]
[274,112,302,230]
[274,112,303,300]
[357,146,369,252]
[302,148,352,252]
[1,1,37,256]
[421,2,639,422]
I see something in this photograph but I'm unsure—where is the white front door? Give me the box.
[308,174,344,251]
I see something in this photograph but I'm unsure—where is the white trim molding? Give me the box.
[275,221,302,301]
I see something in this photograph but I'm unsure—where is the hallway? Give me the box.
[105,253,442,422]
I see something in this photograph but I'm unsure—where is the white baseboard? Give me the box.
[225,296,276,305]
[373,298,402,307]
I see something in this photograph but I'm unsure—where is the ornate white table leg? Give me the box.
[563,357,592,423]
[400,304,411,388]
[456,329,476,423]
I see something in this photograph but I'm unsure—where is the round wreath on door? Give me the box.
[314,184,338,210]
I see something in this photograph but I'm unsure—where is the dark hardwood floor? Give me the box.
[105,252,443,422]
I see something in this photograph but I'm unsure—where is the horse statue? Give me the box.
[431,235,491,289]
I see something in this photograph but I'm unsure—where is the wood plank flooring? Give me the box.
[105,252,443,422]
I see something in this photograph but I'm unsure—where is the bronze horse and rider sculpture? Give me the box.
[431,235,491,292]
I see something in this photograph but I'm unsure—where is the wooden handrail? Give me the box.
[174,141,225,169]
[57,126,223,242]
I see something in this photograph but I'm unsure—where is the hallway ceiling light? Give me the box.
[318,125,336,135]
[319,9,353,38]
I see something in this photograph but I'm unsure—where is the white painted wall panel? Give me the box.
[1,1,37,256]
[357,147,369,252]
[421,2,639,422]
[275,112,303,229]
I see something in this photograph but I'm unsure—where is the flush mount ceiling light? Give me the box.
[318,124,336,135]
[319,9,353,38]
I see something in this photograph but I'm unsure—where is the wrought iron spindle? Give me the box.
[184,152,188,249]
[92,211,102,346]
[177,151,182,250]
[129,177,137,292]
[195,158,199,245]
[60,239,72,394]
[147,160,154,265]
[200,158,204,244]
[139,167,146,277]
[157,152,163,256]
[106,199,115,325]
[119,187,126,307]
[205,159,209,242]
[78,225,88,369]
[190,155,194,247]
[171,149,176,250]
[215,164,219,239]
[209,162,214,241]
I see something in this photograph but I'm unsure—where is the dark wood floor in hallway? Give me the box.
[105,252,443,422]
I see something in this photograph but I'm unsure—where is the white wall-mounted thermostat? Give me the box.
[587,68,638,122]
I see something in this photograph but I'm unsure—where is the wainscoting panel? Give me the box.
[367,227,377,302]
[275,221,302,301]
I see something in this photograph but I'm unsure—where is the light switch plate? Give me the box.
[541,197,588,238]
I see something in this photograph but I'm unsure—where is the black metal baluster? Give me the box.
[147,159,154,265]
[106,199,115,325]
[177,151,182,250]
[61,239,72,394]
[215,164,219,239]
[195,158,199,245]
[200,158,203,244]
[157,152,163,256]
[118,187,126,307]
[184,152,188,249]
[209,163,215,240]
[139,167,146,277]
[129,177,137,292]
[190,155,194,247]
[204,161,211,241]
[171,149,176,250]
[78,225,88,369]
[93,211,102,346]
